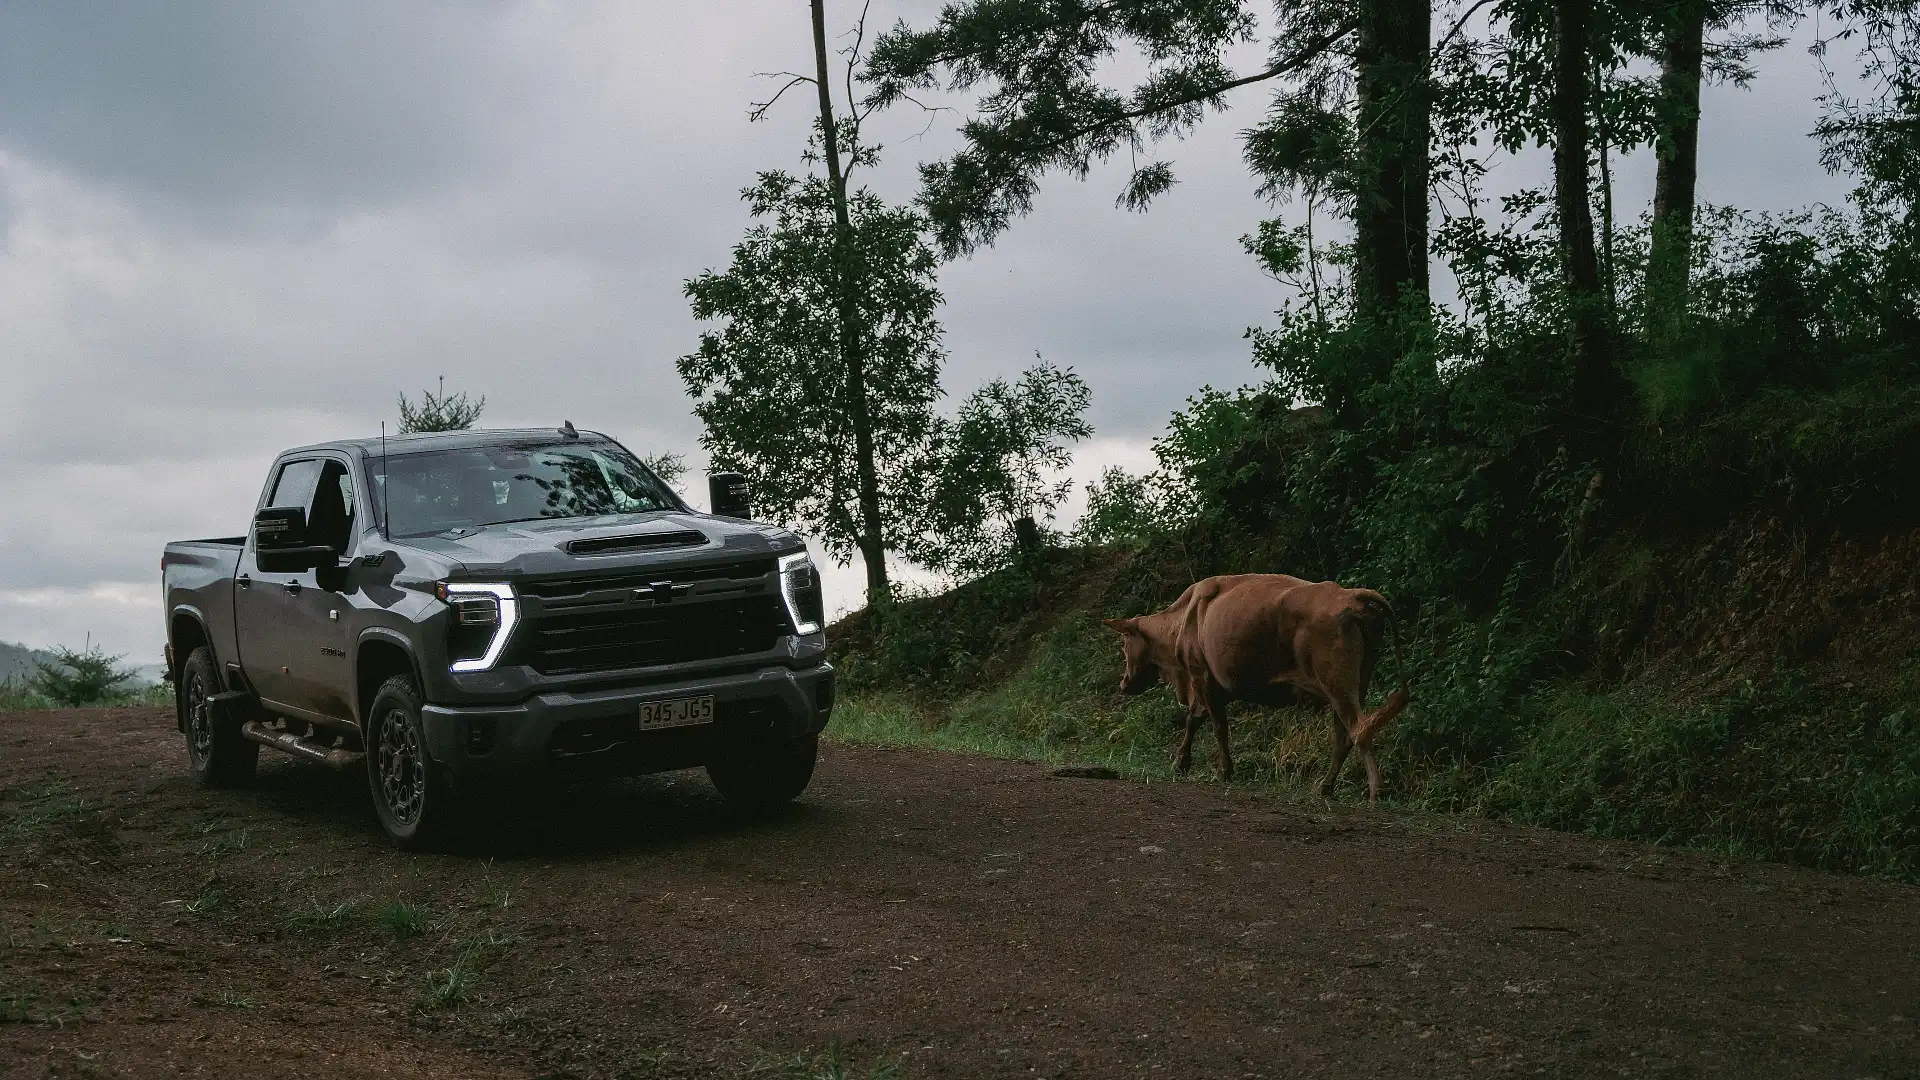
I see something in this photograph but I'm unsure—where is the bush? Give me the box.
[29,645,138,707]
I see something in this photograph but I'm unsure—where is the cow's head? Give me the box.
[1101,617,1161,696]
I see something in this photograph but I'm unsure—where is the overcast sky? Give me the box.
[0,2,1860,662]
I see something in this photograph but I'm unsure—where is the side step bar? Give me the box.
[241,721,365,771]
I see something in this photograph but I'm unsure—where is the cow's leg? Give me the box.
[1361,744,1381,804]
[1319,717,1351,797]
[1204,685,1233,781]
[1319,684,1367,799]
[1174,706,1199,775]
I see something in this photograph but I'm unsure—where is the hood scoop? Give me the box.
[566,529,708,557]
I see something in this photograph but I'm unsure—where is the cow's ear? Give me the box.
[1101,617,1135,635]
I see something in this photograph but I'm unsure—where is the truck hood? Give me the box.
[395,511,803,579]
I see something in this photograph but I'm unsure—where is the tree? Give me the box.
[719,0,906,601]
[867,0,1439,388]
[1548,0,1615,419]
[865,0,1401,420]
[680,171,946,587]
[915,361,1093,575]
[1645,0,1791,337]
[639,452,688,491]
[1813,0,1920,213]
[397,376,485,434]
[1350,0,1433,325]
[30,643,136,707]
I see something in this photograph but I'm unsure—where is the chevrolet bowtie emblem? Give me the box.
[637,581,693,604]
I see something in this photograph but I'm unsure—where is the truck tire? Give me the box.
[179,647,258,787]
[365,675,460,850]
[706,730,818,810]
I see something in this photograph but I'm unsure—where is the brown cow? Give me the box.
[1102,574,1410,802]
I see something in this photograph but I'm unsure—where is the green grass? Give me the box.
[418,931,519,1011]
[0,679,173,711]
[0,986,33,1025]
[758,1043,904,1080]
[374,900,430,940]
[0,779,89,841]
[281,898,359,935]
[421,960,474,1010]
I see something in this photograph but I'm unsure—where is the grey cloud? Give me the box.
[0,1,526,219]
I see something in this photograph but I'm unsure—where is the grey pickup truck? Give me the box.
[161,426,832,847]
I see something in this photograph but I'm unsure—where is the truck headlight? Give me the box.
[778,552,824,636]
[434,581,519,672]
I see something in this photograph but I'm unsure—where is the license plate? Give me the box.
[640,694,714,731]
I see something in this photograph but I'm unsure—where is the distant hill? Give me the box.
[0,641,52,683]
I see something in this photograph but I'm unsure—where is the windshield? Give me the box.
[375,441,682,538]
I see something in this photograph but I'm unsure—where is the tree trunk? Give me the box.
[811,0,890,603]
[1647,0,1706,340]
[1550,0,1618,431]
[1351,0,1432,333]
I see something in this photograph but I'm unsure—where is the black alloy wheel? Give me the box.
[179,646,257,787]
[365,674,458,849]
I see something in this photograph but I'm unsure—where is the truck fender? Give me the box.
[352,628,427,728]
[166,605,215,733]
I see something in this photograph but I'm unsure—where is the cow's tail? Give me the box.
[1350,590,1411,745]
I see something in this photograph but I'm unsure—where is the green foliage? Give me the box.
[680,170,946,568]
[1074,467,1170,548]
[0,677,48,711]
[1487,671,1920,877]
[28,645,137,708]
[865,0,1346,256]
[915,361,1093,575]
[397,376,485,434]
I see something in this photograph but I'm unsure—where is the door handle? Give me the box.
[237,575,251,591]
[284,580,303,596]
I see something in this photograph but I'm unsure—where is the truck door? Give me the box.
[279,459,357,721]
[235,458,323,712]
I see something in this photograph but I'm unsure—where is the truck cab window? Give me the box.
[268,459,323,509]
[308,460,355,552]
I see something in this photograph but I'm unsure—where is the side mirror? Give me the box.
[708,472,752,519]
[254,506,338,573]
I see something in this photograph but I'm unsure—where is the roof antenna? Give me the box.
[379,421,391,540]
[560,420,578,439]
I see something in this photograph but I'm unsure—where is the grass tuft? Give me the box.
[282,898,359,935]
[418,932,518,1011]
[760,1042,903,1080]
[374,900,430,940]
[0,779,88,841]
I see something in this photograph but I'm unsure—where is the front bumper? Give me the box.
[419,661,833,781]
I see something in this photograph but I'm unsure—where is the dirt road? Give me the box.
[2,707,1916,1079]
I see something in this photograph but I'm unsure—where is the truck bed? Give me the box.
[162,538,247,679]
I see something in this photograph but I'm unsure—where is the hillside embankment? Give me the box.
[826,512,1920,882]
